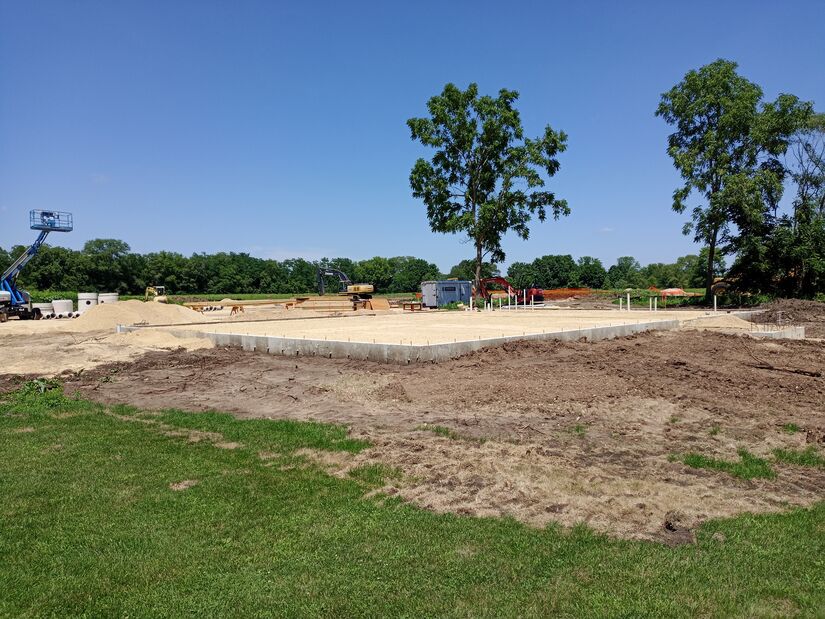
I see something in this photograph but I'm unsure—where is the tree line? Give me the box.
[0,241,441,295]
[0,239,725,295]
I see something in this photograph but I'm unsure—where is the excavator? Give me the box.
[317,267,374,301]
[478,277,544,304]
[314,267,392,311]
[144,286,168,303]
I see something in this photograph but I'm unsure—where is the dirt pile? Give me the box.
[751,299,825,337]
[73,300,203,331]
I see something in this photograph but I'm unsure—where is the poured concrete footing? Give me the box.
[747,326,806,339]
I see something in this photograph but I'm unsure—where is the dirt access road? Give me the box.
[37,328,823,544]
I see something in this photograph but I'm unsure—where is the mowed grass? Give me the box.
[1,385,824,617]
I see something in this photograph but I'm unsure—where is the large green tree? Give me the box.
[387,256,441,293]
[82,239,132,293]
[144,251,189,293]
[730,113,825,296]
[506,261,539,289]
[656,59,810,298]
[576,256,607,289]
[605,256,642,290]
[407,83,569,289]
[355,257,394,292]
[790,113,825,218]
[531,254,578,288]
[447,259,498,282]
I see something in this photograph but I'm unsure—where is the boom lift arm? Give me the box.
[1,210,73,322]
[1,230,50,305]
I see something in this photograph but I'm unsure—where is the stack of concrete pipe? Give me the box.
[52,299,75,318]
[30,292,117,320]
[33,302,54,318]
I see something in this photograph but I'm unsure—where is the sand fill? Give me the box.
[105,330,214,351]
[0,327,214,376]
[680,314,755,330]
[177,309,694,345]
[0,302,211,375]
[72,300,203,331]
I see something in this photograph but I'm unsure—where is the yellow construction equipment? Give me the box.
[317,268,374,302]
[145,286,168,303]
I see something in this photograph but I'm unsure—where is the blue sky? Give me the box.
[1,1,823,273]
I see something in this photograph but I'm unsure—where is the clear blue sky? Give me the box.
[1,1,823,273]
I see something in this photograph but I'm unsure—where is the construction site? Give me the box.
[2,210,824,544]
[2,6,824,611]
[3,258,824,545]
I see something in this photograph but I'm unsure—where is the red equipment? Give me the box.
[478,277,544,303]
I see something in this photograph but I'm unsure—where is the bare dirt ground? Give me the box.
[8,329,815,544]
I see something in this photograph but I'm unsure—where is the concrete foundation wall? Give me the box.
[116,311,804,363]
[120,318,682,364]
[748,326,805,340]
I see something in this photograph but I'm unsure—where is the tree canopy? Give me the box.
[407,82,569,289]
[729,113,825,296]
[0,242,443,296]
[656,59,811,298]
[447,259,499,282]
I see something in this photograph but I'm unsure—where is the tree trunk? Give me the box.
[474,240,483,298]
[705,228,718,301]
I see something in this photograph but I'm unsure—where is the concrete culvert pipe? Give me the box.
[33,302,54,318]
[77,292,98,314]
[52,299,73,318]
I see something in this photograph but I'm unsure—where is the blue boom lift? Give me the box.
[0,210,73,323]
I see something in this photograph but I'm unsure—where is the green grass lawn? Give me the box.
[1,382,823,617]
[678,449,777,480]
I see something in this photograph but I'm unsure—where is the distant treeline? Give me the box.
[0,238,726,295]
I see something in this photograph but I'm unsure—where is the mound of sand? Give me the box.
[72,300,204,331]
[681,314,754,331]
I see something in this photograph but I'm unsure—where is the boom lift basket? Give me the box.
[30,210,74,232]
